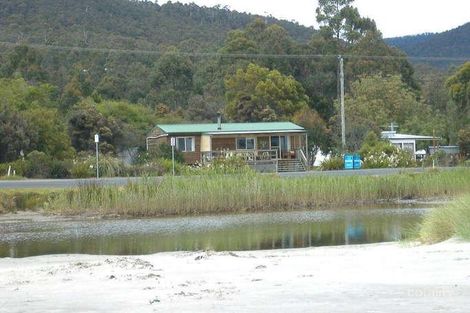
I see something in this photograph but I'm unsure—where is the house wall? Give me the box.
[390,139,416,153]
[175,135,201,164]
[210,133,306,153]
[146,128,166,151]
[200,135,212,152]
[148,131,202,164]
[212,137,236,150]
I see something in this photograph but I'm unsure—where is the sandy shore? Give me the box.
[1,241,469,313]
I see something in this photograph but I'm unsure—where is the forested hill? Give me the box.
[0,0,314,51]
[385,23,470,61]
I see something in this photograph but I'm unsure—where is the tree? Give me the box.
[444,62,470,146]
[336,75,438,151]
[185,94,222,122]
[446,62,470,117]
[96,100,156,150]
[457,126,470,159]
[151,47,193,109]
[0,78,58,110]
[0,105,36,163]
[24,107,75,160]
[68,100,122,154]
[315,0,376,47]
[292,107,332,158]
[346,30,419,91]
[0,46,48,83]
[225,64,309,122]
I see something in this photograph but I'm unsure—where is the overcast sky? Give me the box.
[162,0,470,38]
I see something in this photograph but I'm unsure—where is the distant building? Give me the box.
[381,131,437,159]
[429,145,460,156]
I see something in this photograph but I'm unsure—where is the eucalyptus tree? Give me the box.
[315,0,376,48]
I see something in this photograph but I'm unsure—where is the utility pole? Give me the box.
[339,56,346,151]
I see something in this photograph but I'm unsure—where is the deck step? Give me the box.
[277,159,306,172]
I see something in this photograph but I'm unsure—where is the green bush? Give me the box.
[71,154,128,178]
[71,161,94,178]
[49,160,72,178]
[359,132,415,168]
[23,151,72,178]
[134,144,184,165]
[0,160,27,177]
[320,156,344,170]
[24,151,51,178]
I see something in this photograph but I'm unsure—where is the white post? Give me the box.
[305,133,309,167]
[94,134,100,179]
[170,137,176,176]
[339,56,346,151]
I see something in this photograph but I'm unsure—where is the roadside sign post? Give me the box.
[94,134,100,179]
[170,137,176,176]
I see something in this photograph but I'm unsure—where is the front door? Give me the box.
[271,136,289,158]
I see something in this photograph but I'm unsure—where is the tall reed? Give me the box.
[418,194,470,243]
[47,168,470,217]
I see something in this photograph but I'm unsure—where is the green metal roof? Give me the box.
[157,122,305,134]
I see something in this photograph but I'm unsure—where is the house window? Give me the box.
[271,136,288,152]
[176,137,195,152]
[403,143,414,153]
[257,137,270,150]
[236,137,255,150]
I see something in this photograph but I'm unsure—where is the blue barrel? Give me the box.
[344,154,354,170]
[353,154,362,169]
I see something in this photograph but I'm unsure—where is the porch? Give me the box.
[201,148,308,172]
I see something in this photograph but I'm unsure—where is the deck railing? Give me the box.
[201,149,279,165]
[297,148,308,169]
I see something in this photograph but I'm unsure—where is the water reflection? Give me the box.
[0,208,425,258]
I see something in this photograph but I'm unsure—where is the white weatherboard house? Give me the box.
[381,131,436,158]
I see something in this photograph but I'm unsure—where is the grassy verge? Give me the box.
[418,194,470,243]
[0,189,60,214]
[44,168,470,217]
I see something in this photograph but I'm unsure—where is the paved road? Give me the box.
[0,177,155,190]
[0,167,457,190]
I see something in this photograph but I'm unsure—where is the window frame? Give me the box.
[175,136,195,152]
[236,137,255,150]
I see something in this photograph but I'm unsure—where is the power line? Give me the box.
[0,41,468,62]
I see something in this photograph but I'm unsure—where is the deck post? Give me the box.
[305,133,309,167]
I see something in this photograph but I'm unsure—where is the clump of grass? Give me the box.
[0,190,56,213]
[46,168,470,217]
[418,194,470,243]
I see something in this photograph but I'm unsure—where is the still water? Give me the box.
[0,208,426,258]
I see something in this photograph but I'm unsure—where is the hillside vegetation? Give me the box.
[0,0,313,50]
[386,23,470,67]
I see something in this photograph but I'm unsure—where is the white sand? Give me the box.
[1,241,469,313]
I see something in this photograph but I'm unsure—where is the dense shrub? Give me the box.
[71,154,128,178]
[359,132,415,168]
[0,159,27,177]
[24,151,54,178]
[48,160,72,178]
[320,156,344,171]
[134,144,184,165]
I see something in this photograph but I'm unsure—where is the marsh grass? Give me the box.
[0,189,58,213]
[418,194,470,243]
[47,168,470,217]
